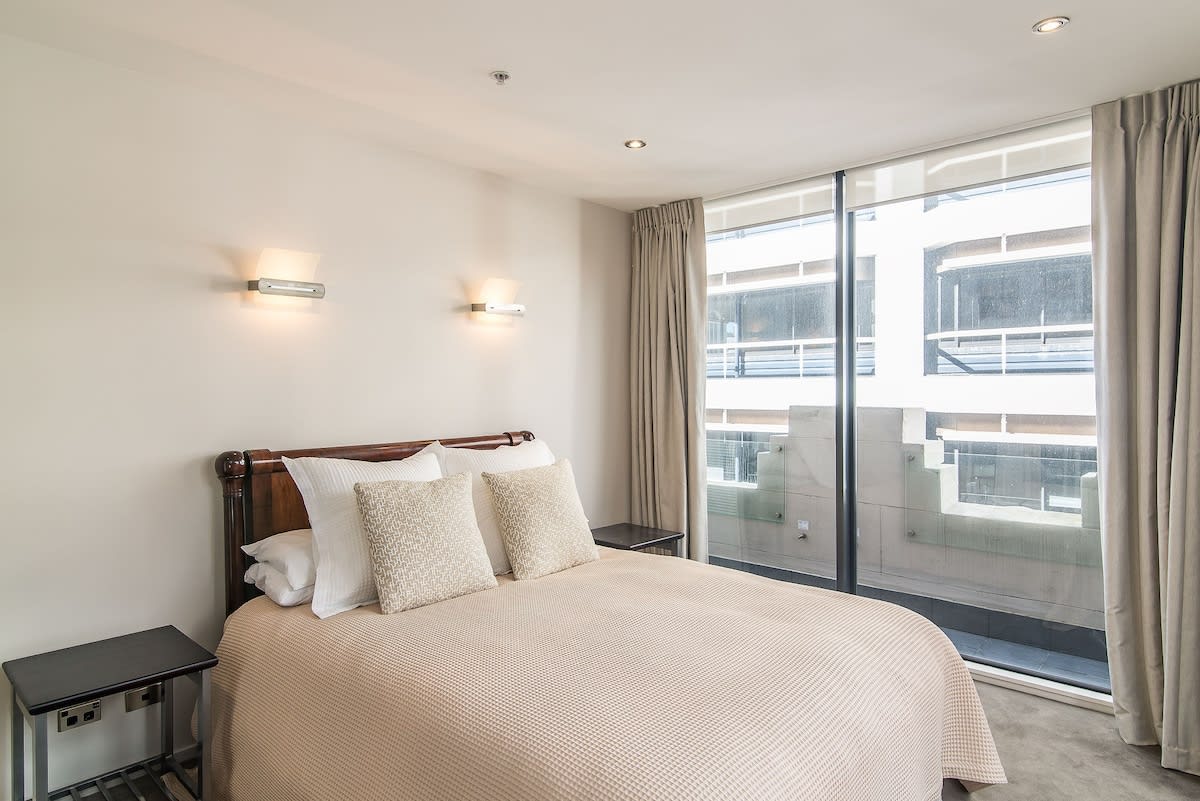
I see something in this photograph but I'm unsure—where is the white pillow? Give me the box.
[442,440,555,574]
[423,440,447,473]
[283,451,442,618]
[241,529,314,591]
[245,563,314,607]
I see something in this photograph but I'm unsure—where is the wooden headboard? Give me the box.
[214,430,535,615]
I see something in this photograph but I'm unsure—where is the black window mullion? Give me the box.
[834,171,858,595]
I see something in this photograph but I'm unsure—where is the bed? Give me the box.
[212,431,1005,801]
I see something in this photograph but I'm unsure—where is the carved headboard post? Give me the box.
[504,431,533,446]
[215,450,249,616]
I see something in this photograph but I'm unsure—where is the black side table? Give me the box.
[4,626,217,801]
[592,523,684,557]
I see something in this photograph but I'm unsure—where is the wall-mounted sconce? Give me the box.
[248,249,324,300]
[469,278,524,318]
[248,277,326,298]
[470,301,525,315]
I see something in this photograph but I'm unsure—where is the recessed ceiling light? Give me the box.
[624,139,647,149]
[1032,16,1070,34]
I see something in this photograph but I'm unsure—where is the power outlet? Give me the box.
[125,683,163,712]
[58,700,101,732]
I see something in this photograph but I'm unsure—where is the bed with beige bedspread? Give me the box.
[211,547,1005,801]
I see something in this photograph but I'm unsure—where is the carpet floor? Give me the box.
[943,682,1200,800]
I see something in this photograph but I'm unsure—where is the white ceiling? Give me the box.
[4,1,1200,211]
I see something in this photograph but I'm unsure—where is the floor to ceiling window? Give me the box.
[702,118,1107,692]
[705,183,839,585]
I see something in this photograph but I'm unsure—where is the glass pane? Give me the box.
[705,214,841,586]
[854,167,1108,692]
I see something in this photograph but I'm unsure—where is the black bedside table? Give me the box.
[592,523,684,557]
[5,625,218,801]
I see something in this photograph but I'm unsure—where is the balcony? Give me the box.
[707,338,877,379]
[707,405,1108,691]
[928,323,1095,375]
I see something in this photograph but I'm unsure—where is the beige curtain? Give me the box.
[1093,77,1200,775]
[630,198,708,560]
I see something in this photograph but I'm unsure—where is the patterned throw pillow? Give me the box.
[354,473,497,613]
[482,460,599,580]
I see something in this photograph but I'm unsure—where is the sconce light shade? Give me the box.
[248,278,326,298]
[248,249,323,301]
[470,302,525,315]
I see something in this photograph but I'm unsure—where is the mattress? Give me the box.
[211,547,1005,800]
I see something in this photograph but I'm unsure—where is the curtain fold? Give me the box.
[630,198,708,560]
[1093,77,1200,775]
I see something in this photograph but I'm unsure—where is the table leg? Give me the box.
[31,713,47,801]
[160,679,174,762]
[197,670,211,801]
[10,688,24,801]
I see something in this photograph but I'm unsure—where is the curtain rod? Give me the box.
[704,106,1091,204]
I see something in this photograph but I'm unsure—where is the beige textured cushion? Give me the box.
[353,473,497,613]
[482,459,599,580]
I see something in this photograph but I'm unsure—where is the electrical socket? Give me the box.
[125,683,163,712]
[58,700,101,732]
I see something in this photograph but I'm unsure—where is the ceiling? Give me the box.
[4,1,1200,211]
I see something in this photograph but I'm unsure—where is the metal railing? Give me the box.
[927,323,1094,375]
[949,450,1097,514]
[707,337,876,378]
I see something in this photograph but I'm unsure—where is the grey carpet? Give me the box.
[943,682,1200,800]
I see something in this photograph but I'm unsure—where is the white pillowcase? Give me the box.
[422,440,447,473]
[283,451,442,618]
[241,529,314,591]
[245,562,314,607]
[441,439,555,575]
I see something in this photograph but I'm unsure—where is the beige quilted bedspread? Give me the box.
[212,548,1005,801]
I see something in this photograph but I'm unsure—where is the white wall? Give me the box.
[0,35,632,790]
